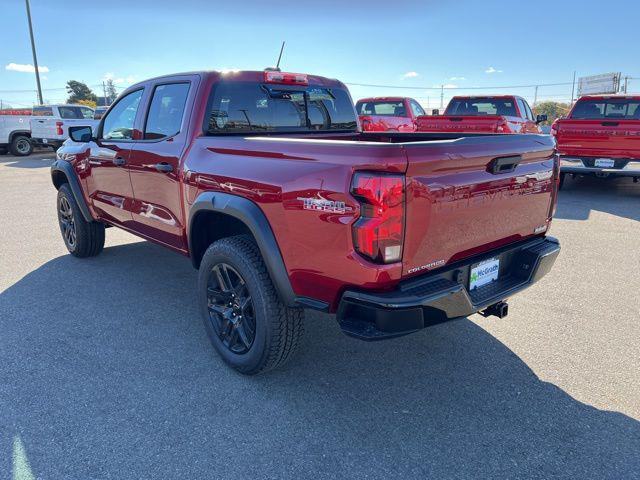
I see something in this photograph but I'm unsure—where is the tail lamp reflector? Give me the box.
[56,121,63,136]
[350,173,404,264]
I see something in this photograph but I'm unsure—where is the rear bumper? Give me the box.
[560,156,640,177]
[337,236,560,340]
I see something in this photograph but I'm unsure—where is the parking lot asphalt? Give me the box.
[1,151,639,479]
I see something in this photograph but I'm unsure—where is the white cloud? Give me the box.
[6,62,49,73]
[485,66,502,74]
[402,71,420,79]
[103,72,137,85]
[450,76,466,81]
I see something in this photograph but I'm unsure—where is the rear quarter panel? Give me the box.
[183,136,408,308]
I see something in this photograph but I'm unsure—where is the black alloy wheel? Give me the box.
[206,262,256,354]
[58,195,77,249]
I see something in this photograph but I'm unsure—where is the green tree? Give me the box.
[105,79,118,104]
[66,80,98,104]
[533,101,571,125]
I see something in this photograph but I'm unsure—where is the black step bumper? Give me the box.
[337,236,560,341]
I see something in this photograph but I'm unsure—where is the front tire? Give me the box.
[57,183,105,257]
[10,135,33,156]
[198,235,304,375]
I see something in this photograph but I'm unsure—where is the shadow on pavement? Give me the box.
[556,175,640,222]
[1,241,638,478]
[0,152,55,169]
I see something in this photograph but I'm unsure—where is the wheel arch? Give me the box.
[9,130,31,143]
[188,192,296,306]
[50,160,93,222]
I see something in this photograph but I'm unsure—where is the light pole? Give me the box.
[25,0,43,105]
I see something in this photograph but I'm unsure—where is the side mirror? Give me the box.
[432,109,440,116]
[536,114,548,124]
[69,125,93,143]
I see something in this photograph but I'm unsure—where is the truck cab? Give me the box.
[355,97,426,132]
[31,104,97,150]
[417,95,545,134]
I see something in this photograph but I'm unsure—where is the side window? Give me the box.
[410,100,426,117]
[101,89,143,140]
[524,101,534,121]
[516,99,527,119]
[33,106,53,116]
[144,83,190,140]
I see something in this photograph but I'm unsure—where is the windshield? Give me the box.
[356,101,407,117]
[445,97,517,116]
[570,99,640,119]
[204,82,357,134]
[58,106,94,119]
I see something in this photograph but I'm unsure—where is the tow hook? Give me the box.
[480,301,509,319]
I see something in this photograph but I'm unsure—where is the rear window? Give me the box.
[32,106,53,116]
[58,106,95,119]
[204,82,357,134]
[445,98,517,116]
[570,99,640,119]
[356,101,407,117]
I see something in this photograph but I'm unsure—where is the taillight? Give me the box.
[263,71,308,85]
[350,173,405,264]
[550,121,559,137]
[56,121,63,136]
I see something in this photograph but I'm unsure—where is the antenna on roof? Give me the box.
[265,41,286,72]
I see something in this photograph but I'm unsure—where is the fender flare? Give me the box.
[188,191,297,306]
[9,130,31,142]
[50,160,93,222]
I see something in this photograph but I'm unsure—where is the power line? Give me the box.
[344,81,574,90]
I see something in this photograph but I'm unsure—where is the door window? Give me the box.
[409,100,426,117]
[523,101,535,121]
[101,89,143,140]
[144,83,190,139]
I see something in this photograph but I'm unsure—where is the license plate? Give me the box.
[595,158,615,168]
[42,138,48,144]
[470,258,500,290]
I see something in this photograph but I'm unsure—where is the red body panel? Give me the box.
[59,72,558,311]
[417,95,541,134]
[554,95,640,159]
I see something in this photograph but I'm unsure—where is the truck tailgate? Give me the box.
[555,119,640,158]
[416,115,502,133]
[401,135,556,278]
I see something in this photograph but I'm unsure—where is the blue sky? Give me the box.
[1,0,639,109]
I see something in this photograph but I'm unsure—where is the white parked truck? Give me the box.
[30,104,97,150]
[0,110,33,156]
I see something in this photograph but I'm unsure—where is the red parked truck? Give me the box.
[355,97,426,132]
[51,70,560,374]
[552,95,640,187]
[417,95,546,134]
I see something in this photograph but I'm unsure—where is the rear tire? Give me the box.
[9,135,33,156]
[57,183,105,257]
[198,235,304,375]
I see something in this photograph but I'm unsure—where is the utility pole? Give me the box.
[533,85,538,106]
[623,76,629,94]
[440,84,444,110]
[25,0,43,105]
[102,81,108,106]
[570,71,576,105]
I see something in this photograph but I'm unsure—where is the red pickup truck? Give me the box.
[417,95,545,134]
[51,70,560,374]
[355,97,426,132]
[552,95,640,187]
